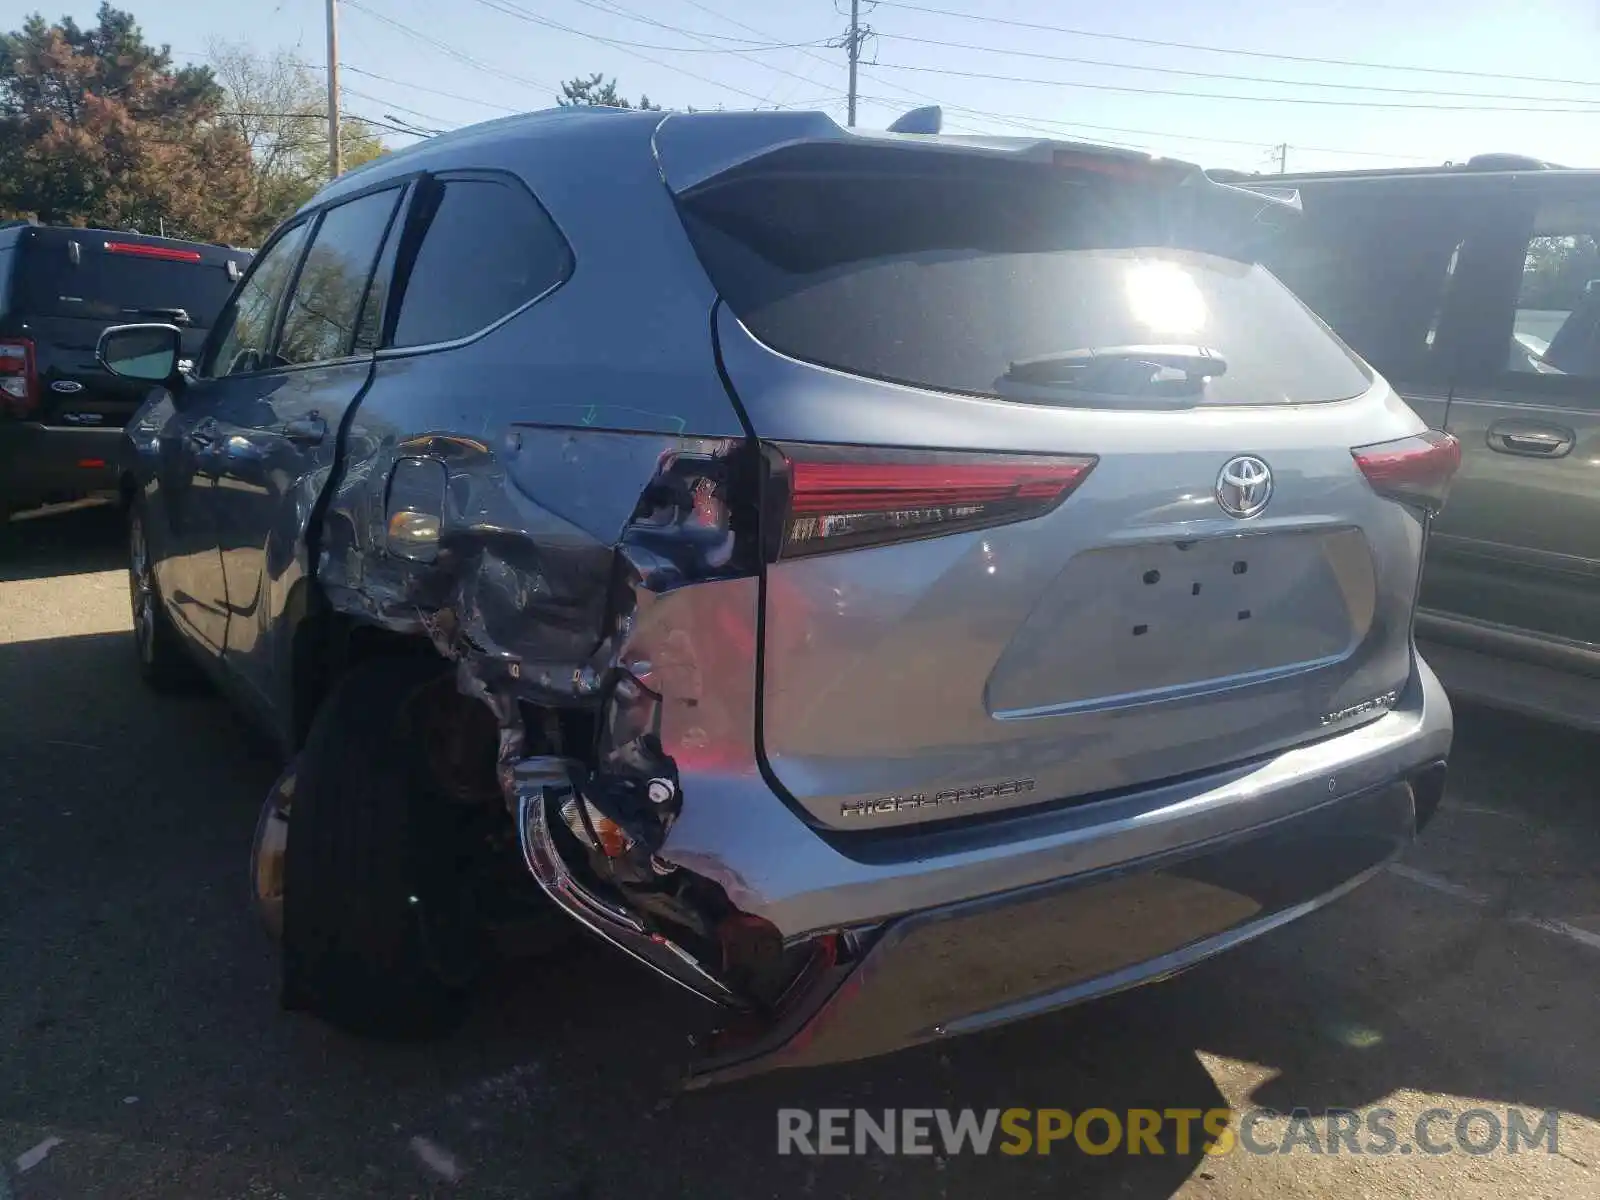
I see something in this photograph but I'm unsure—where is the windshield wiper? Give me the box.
[1005,344,1227,392]
[123,306,192,326]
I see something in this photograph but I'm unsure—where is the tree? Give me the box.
[557,72,660,111]
[0,4,257,242]
[208,40,386,241]
[1522,235,1600,312]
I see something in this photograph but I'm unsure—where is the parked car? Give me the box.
[1243,156,1600,731]
[102,108,1454,1084]
[0,221,250,524]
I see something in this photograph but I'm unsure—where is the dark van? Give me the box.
[0,222,251,522]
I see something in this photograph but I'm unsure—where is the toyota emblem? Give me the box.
[1215,455,1273,519]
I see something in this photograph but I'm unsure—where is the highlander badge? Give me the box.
[841,777,1036,819]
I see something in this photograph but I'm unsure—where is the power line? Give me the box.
[341,65,522,113]
[870,61,1600,112]
[873,31,1600,105]
[462,0,791,105]
[341,86,452,127]
[341,0,559,97]
[584,0,848,97]
[551,0,832,52]
[857,89,1431,160]
[867,1,1600,90]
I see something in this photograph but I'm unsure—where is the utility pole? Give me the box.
[847,0,860,127]
[326,0,342,178]
[1274,142,1288,173]
[834,0,873,127]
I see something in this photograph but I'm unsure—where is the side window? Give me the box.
[1511,229,1600,379]
[202,223,309,378]
[276,187,403,367]
[390,176,571,348]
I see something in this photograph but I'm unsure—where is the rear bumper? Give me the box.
[689,767,1437,1085]
[514,655,1450,1083]
[661,654,1453,937]
[0,422,122,508]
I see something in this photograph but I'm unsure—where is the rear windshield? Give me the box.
[680,158,1373,406]
[21,239,242,329]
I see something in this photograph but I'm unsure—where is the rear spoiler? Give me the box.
[653,109,1204,197]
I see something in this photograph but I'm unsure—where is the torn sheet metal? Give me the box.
[317,427,748,711]
[317,424,803,1008]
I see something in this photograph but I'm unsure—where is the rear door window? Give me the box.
[276,187,403,366]
[21,239,241,330]
[681,158,1372,406]
[389,175,572,348]
[1512,218,1600,385]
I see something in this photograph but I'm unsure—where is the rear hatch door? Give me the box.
[18,233,241,428]
[659,117,1427,831]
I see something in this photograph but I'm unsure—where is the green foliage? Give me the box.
[0,3,256,242]
[557,72,660,111]
[1521,234,1600,312]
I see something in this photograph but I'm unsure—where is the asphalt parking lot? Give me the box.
[2,505,1596,1200]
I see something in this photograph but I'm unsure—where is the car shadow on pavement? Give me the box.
[0,503,125,584]
[1,629,1595,1198]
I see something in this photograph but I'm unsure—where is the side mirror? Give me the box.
[97,323,184,385]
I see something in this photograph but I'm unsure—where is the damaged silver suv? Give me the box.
[102,107,1455,1085]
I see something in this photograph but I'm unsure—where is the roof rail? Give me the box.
[0,217,39,230]
[1465,153,1555,171]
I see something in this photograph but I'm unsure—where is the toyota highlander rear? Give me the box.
[663,129,1454,833]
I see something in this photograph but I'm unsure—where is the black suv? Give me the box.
[0,221,251,522]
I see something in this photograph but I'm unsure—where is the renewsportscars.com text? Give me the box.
[776,1107,1561,1157]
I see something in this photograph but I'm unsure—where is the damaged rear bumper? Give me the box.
[506,655,1450,1085]
[685,770,1428,1086]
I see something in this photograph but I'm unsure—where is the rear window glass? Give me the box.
[681,163,1372,406]
[21,239,242,329]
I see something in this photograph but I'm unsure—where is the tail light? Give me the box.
[0,337,37,418]
[1351,430,1462,513]
[766,443,1098,559]
[104,240,203,263]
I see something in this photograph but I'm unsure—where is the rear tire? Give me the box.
[281,656,489,1041]
[127,502,194,691]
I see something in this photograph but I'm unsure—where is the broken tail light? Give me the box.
[0,338,37,418]
[765,443,1097,559]
[1352,430,1462,513]
[104,240,203,263]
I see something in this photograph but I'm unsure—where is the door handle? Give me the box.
[282,413,327,446]
[1486,421,1574,458]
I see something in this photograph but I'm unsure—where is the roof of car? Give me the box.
[301,105,1208,216]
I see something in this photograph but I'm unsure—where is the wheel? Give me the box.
[280,655,492,1041]
[127,502,194,690]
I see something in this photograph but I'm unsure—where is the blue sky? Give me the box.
[25,0,1600,172]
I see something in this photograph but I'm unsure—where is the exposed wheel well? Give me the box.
[290,609,442,752]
